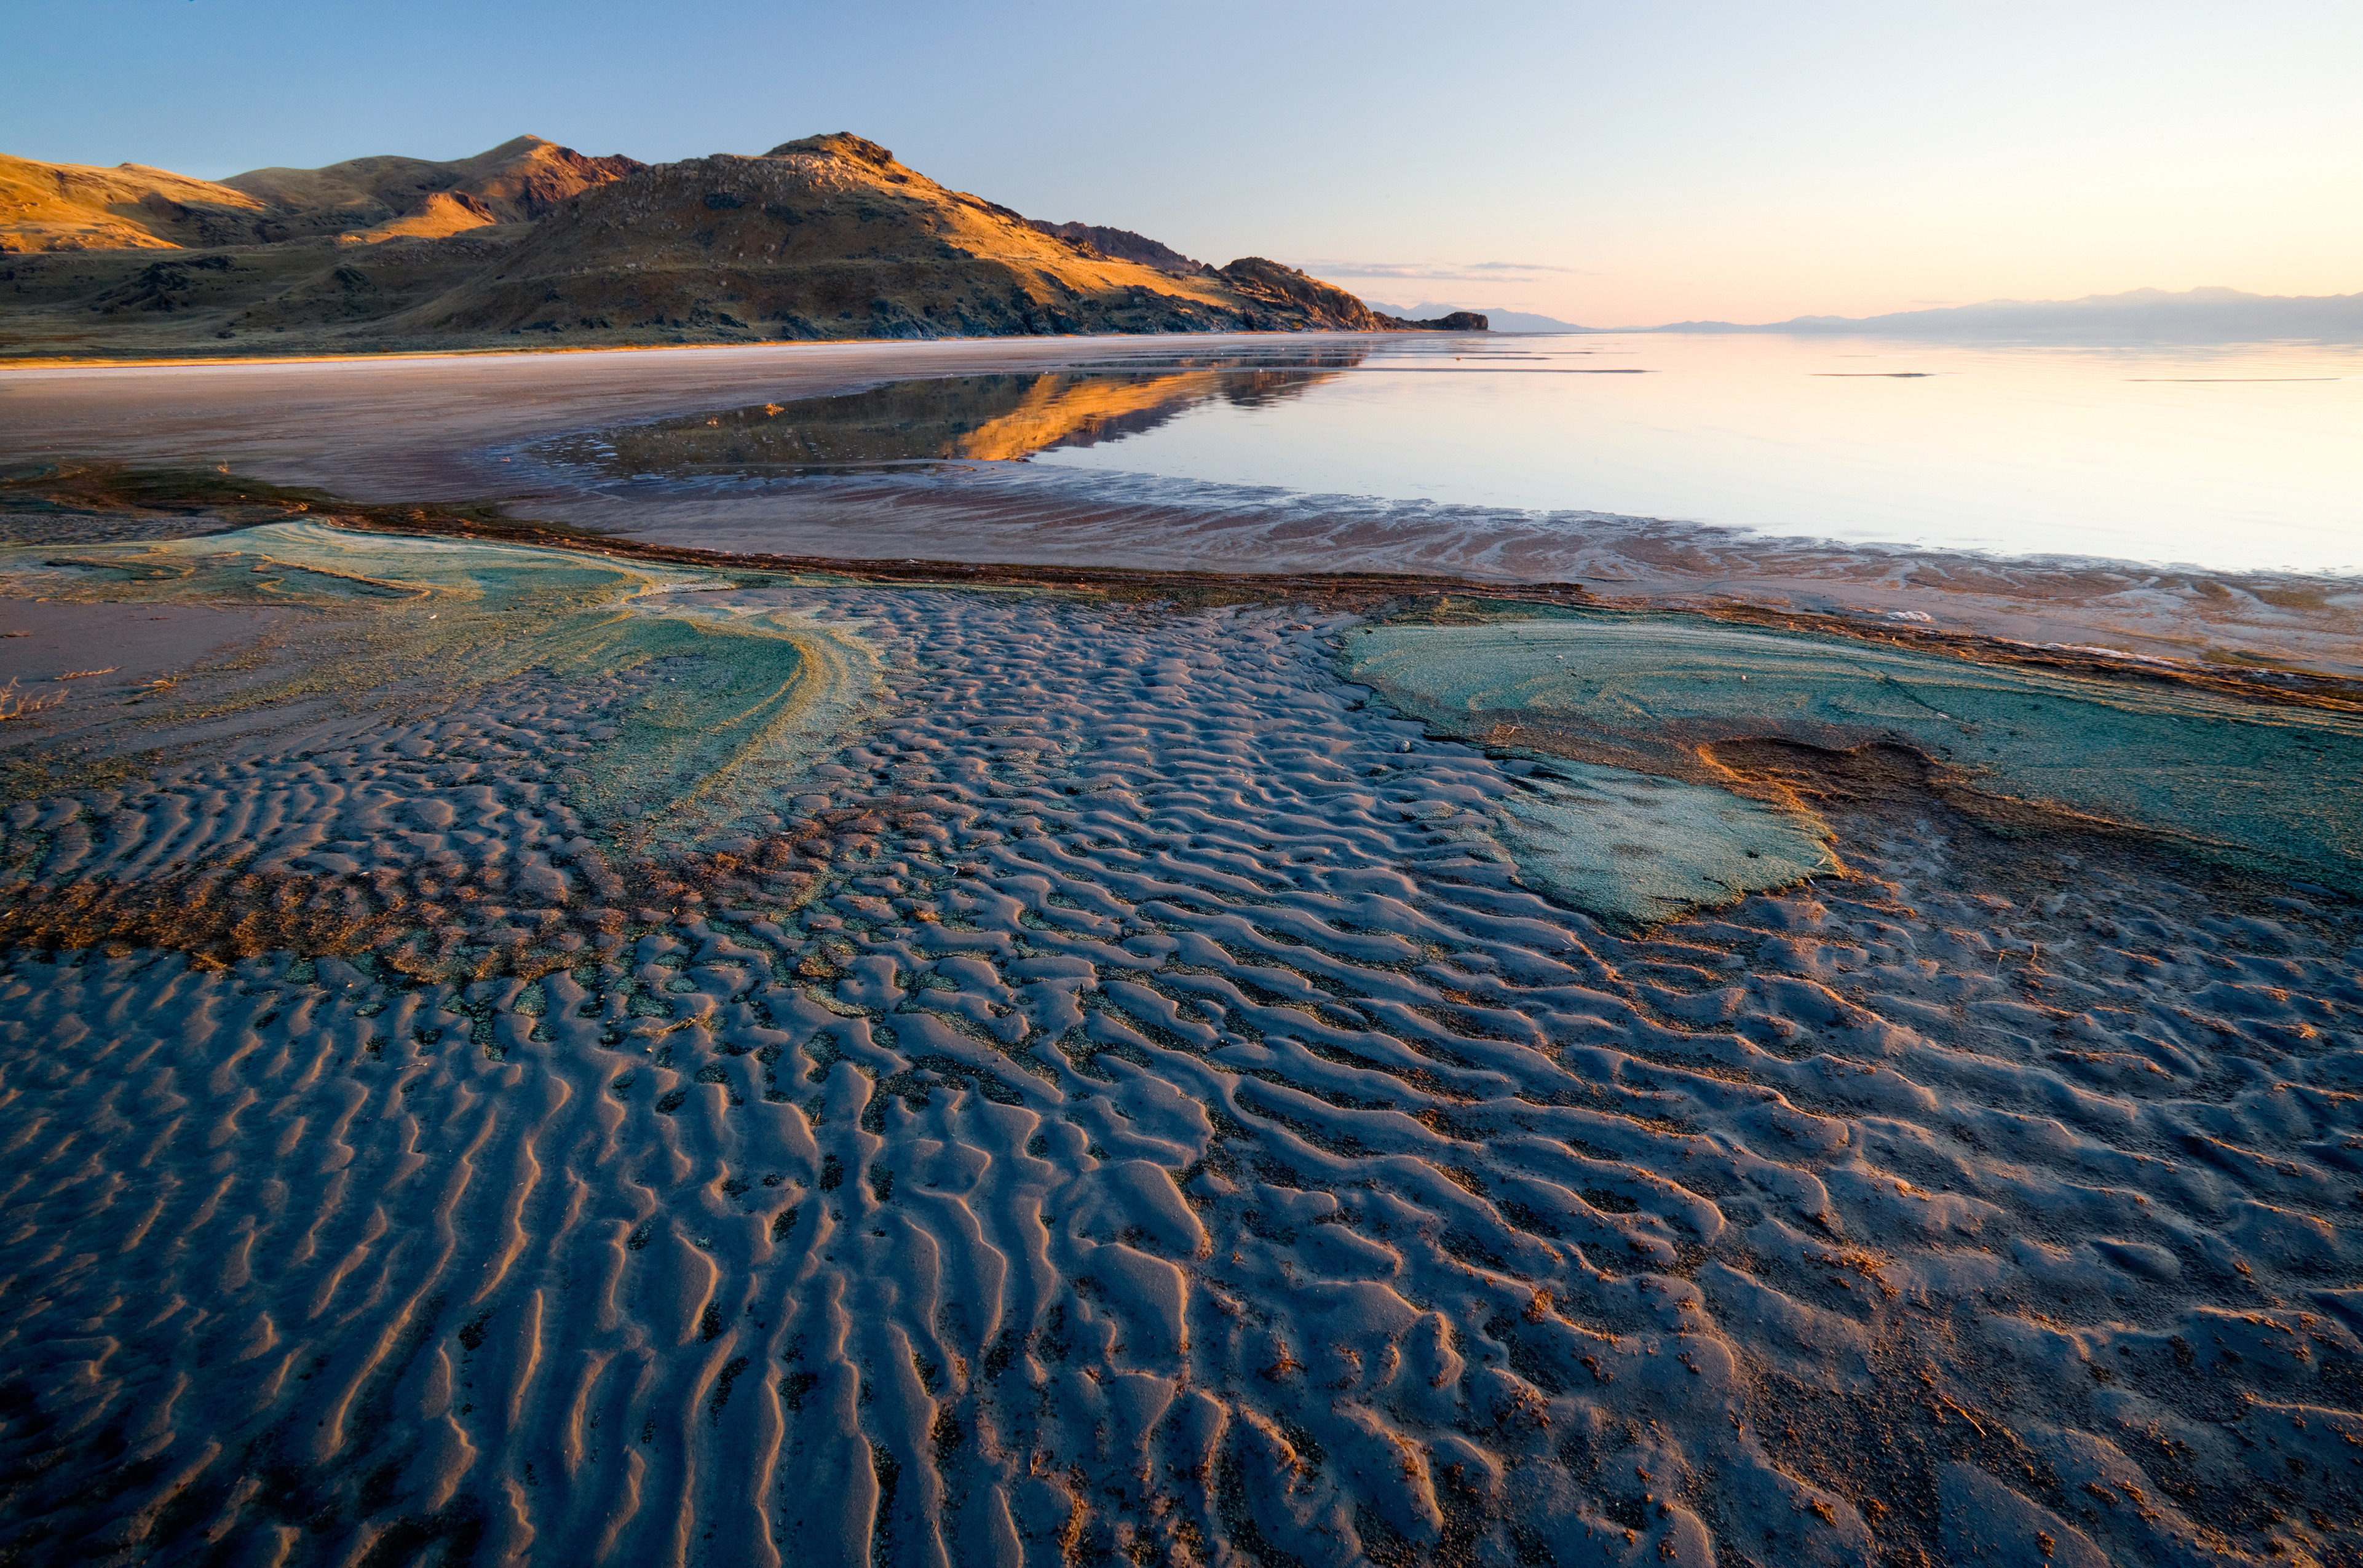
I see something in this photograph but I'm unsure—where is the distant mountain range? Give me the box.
[0,134,1483,358]
[1652,287,2363,339]
[1375,287,2362,339]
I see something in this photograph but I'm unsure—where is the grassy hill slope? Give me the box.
[220,136,643,236]
[0,155,274,253]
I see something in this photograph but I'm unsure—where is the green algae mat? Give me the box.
[4,521,881,822]
[1348,611,2363,900]
[1489,763,1837,926]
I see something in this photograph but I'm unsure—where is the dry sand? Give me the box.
[0,344,2358,1566]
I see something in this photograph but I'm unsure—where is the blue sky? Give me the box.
[3,0,2354,323]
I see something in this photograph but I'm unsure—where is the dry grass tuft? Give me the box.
[0,679,64,721]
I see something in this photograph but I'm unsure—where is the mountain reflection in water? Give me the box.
[528,349,1366,480]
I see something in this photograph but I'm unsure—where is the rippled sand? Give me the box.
[3,533,2360,1567]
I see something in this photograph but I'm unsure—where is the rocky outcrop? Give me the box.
[84,253,237,313]
[451,140,643,221]
[1202,261,1484,330]
[1026,220,1205,274]
[1395,310,1489,331]
[1213,256,1394,331]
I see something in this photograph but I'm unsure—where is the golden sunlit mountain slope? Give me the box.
[385,133,1396,341]
[0,132,1480,358]
[0,155,274,252]
[1026,219,1206,274]
[220,135,644,236]
[0,137,639,256]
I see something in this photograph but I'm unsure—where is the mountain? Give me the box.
[384,133,1396,341]
[0,133,1479,357]
[1645,287,2363,339]
[220,136,644,234]
[0,154,274,251]
[1368,301,1593,333]
[0,137,640,255]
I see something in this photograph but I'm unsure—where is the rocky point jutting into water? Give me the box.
[0,133,1485,358]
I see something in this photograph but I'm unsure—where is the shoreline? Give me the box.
[0,324,1442,373]
[10,461,2362,711]
[7,333,2356,679]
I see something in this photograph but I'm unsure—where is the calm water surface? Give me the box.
[1018,333,2361,575]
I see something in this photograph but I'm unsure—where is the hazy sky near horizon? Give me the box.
[2,0,2354,324]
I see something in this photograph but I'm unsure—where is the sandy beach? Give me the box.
[1,341,2359,1566]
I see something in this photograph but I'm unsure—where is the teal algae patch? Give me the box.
[1494,765,1835,926]
[1,521,882,824]
[1347,611,2363,894]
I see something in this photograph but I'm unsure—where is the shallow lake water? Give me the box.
[529,333,2361,576]
[1025,333,2362,575]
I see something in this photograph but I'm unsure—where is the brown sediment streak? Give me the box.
[0,806,896,974]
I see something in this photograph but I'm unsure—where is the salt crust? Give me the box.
[0,571,2359,1564]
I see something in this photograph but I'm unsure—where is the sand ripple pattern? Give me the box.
[2,593,2361,1566]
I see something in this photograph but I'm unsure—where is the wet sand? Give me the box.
[557,464,2363,677]
[0,600,295,725]
[0,337,1289,497]
[1,344,2359,1567]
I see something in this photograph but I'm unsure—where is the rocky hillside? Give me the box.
[382,133,1372,341]
[220,137,644,236]
[1027,220,1205,274]
[0,132,1481,358]
[0,155,274,252]
[1,137,638,255]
